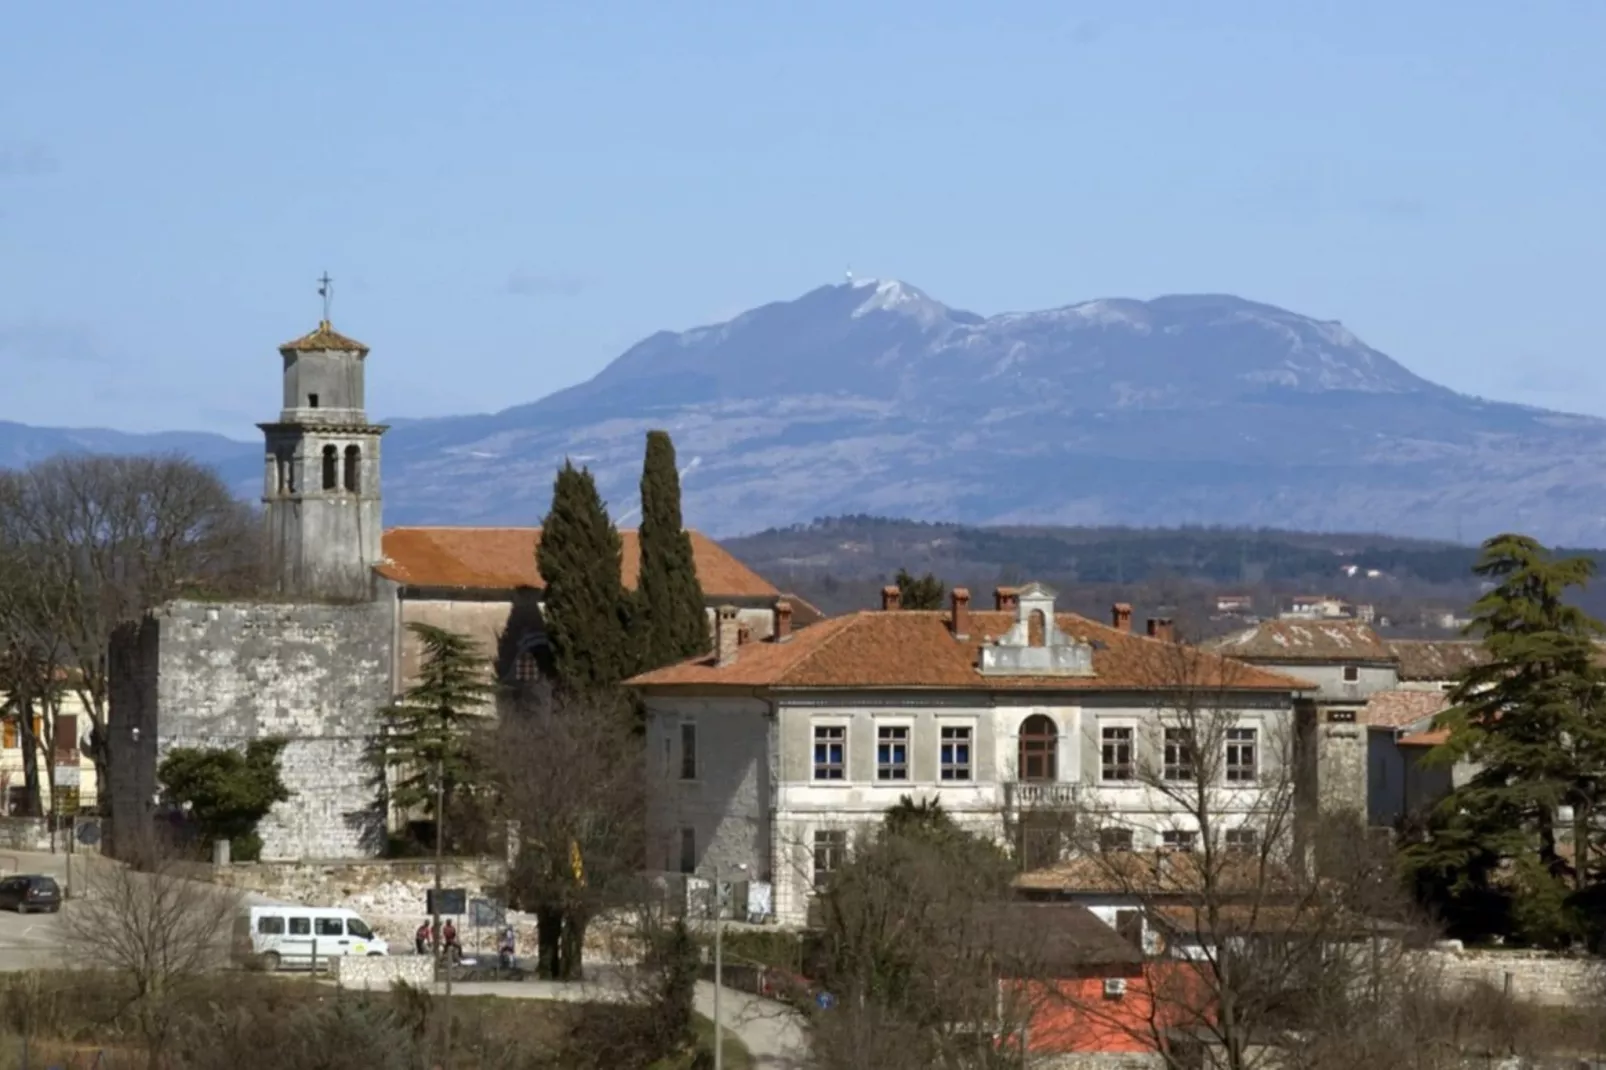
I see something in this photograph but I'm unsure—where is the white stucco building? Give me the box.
[629,583,1316,927]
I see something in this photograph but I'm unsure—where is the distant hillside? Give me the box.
[724,517,1606,632]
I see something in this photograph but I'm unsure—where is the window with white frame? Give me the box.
[1160,829,1198,852]
[812,829,848,889]
[1101,726,1134,782]
[679,721,697,780]
[1225,826,1259,853]
[1225,727,1258,783]
[877,725,909,781]
[940,725,973,781]
[1342,665,1359,682]
[1162,727,1195,781]
[813,724,846,781]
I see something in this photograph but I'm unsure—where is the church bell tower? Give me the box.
[259,295,387,600]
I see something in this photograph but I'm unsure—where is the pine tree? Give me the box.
[371,623,494,829]
[539,461,632,696]
[635,431,709,671]
[893,568,945,610]
[1407,533,1606,943]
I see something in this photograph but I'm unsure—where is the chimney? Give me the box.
[738,624,752,646]
[774,599,793,642]
[1146,617,1175,643]
[881,585,901,612]
[1112,603,1133,633]
[995,586,1019,612]
[715,605,740,666]
[951,587,971,640]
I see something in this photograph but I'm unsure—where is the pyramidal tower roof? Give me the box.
[279,320,370,355]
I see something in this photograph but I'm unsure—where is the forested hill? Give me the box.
[723,517,1606,627]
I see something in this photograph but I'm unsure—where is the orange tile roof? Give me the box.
[1015,851,1301,897]
[627,609,1315,692]
[1360,689,1450,730]
[1385,640,1487,681]
[1205,619,1393,662]
[279,320,369,354]
[378,527,779,599]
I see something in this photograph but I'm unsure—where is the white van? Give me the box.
[235,906,390,971]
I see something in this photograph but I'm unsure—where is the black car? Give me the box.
[0,875,61,914]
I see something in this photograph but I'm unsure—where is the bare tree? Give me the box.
[0,455,259,796]
[488,683,646,980]
[64,842,241,1070]
[1020,642,1429,1069]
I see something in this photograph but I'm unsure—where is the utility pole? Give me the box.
[712,862,723,1070]
[434,753,453,1070]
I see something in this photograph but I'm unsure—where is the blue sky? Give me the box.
[3,1,1603,436]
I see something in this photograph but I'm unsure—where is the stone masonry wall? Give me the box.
[1414,949,1604,1007]
[109,599,394,862]
[331,953,434,989]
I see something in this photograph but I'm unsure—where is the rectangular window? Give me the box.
[1101,727,1134,782]
[1162,728,1195,782]
[813,829,848,889]
[940,726,972,781]
[1161,829,1198,853]
[1226,727,1259,784]
[679,722,698,780]
[813,725,846,781]
[876,725,909,781]
[315,917,344,937]
[1225,827,1259,853]
[288,917,311,936]
[678,828,696,874]
[1342,665,1359,682]
[257,915,285,935]
[1098,827,1134,853]
[1,720,13,750]
[661,734,672,778]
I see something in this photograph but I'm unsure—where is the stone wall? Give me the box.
[208,856,504,907]
[1415,948,1605,1007]
[107,598,395,862]
[331,952,435,989]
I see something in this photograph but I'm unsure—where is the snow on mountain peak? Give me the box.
[849,278,955,328]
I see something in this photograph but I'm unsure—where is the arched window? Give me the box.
[1028,609,1046,647]
[1019,714,1057,782]
[344,444,361,493]
[321,445,338,490]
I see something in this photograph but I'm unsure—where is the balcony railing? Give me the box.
[1004,781,1080,808]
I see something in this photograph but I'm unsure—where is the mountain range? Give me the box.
[5,280,1604,544]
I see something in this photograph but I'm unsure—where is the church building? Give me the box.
[105,312,787,862]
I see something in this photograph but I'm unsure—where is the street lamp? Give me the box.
[710,861,747,1070]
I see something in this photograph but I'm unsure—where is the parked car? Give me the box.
[233,906,390,971]
[0,875,62,914]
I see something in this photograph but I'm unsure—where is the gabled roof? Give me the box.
[377,527,778,599]
[279,320,370,354]
[628,609,1314,692]
[975,902,1144,969]
[1384,639,1487,681]
[1361,689,1450,731]
[778,592,829,630]
[1205,619,1393,663]
[1014,851,1302,897]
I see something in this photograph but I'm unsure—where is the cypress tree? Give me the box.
[539,461,632,696]
[635,430,709,671]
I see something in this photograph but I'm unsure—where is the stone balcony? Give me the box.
[1003,780,1081,809]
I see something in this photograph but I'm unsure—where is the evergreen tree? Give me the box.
[635,431,709,671]
[371,623,493,833]
[893,568,945,610]
[1406,533,1606,943]
[539,462,632,696]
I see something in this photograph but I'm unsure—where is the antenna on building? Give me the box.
[845,265,853,284]
[317,272,334,323]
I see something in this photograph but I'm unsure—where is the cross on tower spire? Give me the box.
[317,272,333,323]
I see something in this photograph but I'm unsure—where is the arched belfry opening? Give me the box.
[321,445,338,491]
[344,445,361,493]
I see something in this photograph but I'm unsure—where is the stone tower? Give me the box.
[259,321,387,600]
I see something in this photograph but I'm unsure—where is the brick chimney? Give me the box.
[774,600,793,642]
[951,587,971,640]
[1112,603,1132,632]
[995,586,1019,612]
[715,605,740,666]
[881,585,901,611]
[1146,617,1175,643]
